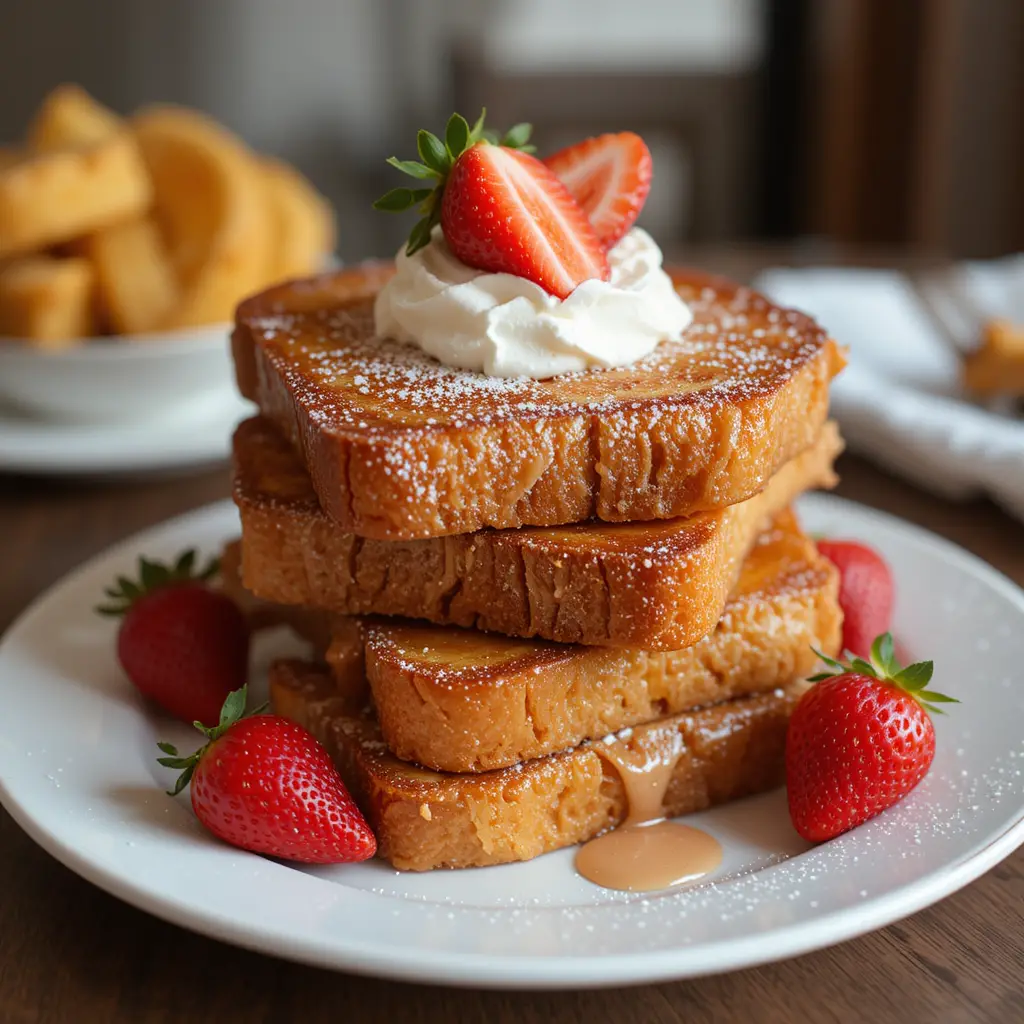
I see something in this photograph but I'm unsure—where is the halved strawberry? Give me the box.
[441,144,609,299]
[545,132,652,248]
[374,111,609,299]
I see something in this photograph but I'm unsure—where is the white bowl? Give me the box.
[0,323,237,424]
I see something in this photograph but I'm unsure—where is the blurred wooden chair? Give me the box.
[807,0,1024,257]
[452,48,758,245]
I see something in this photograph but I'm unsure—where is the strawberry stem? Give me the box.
[808,632,958,716]
[96,548,219,617]
[156,685,267,796]
[373,110,535,256]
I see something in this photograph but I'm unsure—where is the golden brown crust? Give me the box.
[0,256,96,345]
[27,84,122,152]
[79,218,179,334]
[260,156,336,283]
[133,105,271,328]
[355,509,840,771]
[0,132,151,257]
[231,264,394,398]
[270,659,797,871]
[232,264,846,539]
[218,539,334,653]
[234,416,842,649]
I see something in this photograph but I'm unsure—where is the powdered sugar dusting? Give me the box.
[246,278,829,436]
[300,737,1024,930]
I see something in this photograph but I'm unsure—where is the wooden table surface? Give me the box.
[2,255,1023,1022]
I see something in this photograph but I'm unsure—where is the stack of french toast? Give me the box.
[225,262,847,872]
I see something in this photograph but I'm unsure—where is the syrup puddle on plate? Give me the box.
[575,722,724,893]
[575,819,723,892]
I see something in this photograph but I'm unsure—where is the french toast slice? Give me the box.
[218,539,333,653]
[270,658,798,871]
[234,416,842,649]
[232,264,846,540]
[331,509,840,772]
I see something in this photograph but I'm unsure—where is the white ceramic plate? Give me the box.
[0,494,1022,989]
[0,389,253,478]
[0,324,236,424]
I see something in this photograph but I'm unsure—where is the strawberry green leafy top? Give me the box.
[374,110,535,255]
[96,549,218,617]
[811,633,958,716]
[157,685,267,795]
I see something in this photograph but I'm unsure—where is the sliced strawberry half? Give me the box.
[374,112,609,300]
[545,131,653,248]
[441,143,609,299]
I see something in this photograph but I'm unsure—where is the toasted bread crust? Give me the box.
[231,263,394,398]
[218,539,334,652]
[270,659,796,871]
[232,264,846,540]
[0,132,151,257]
[0,256,96,344]
[353,510,840,771]
[234,417,841,649]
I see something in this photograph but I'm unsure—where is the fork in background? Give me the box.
[908,266,986,355]
[908,267,1022,417]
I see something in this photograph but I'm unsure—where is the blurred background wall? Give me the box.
[1,0,1021,263]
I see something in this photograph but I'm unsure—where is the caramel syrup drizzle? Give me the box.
[575,725,722,892]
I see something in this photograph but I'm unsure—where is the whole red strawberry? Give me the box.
[98,550,249,727]
[157,687,376,864]
[787,634,956,842]
[374,111,609,299]
[816,540,894,658]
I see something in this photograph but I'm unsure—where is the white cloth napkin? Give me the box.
[755,259,1024,524]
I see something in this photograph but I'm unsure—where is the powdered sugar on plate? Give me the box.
[1,493,1022,987]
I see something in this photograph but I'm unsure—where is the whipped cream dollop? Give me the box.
[373,227,692,378]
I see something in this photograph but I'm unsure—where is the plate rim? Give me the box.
[0,394,252,476]
[1,493,1022,990]
[0,321,230,360]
